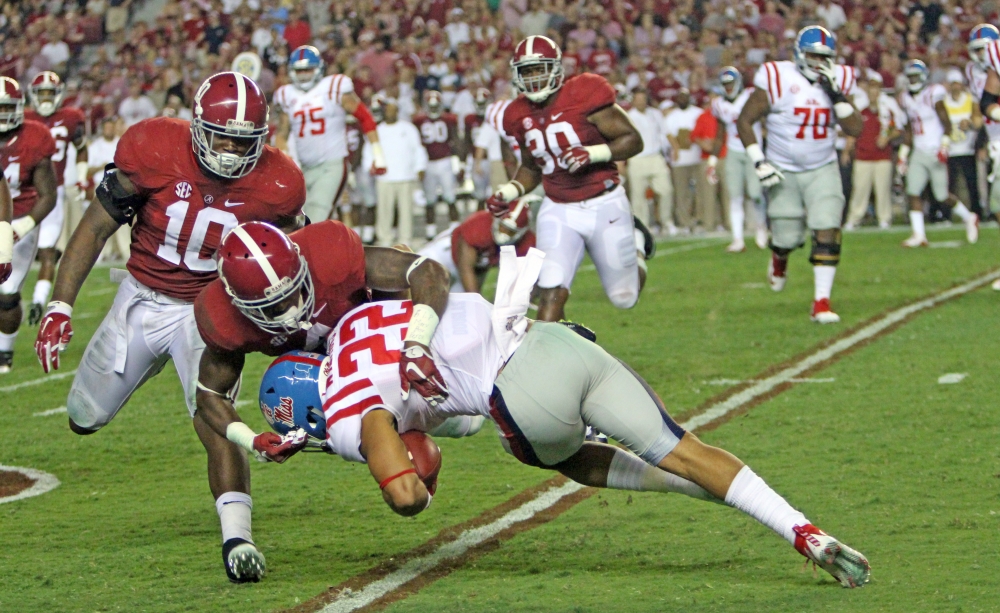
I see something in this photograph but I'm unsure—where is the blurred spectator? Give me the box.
[817,0,848,32]
[944,70,983,217]
[118,81,157,127]
[161,93,193,121]
[627,90,673,232]
[204,12,230,56]
[40,29,71,76]
[663,89,703,232]
[283,9,311,52]
[520,0,551,37]
[365,99,427,246]
[85,117,130,260]
[691,100,727,232]
[845,77,902,229]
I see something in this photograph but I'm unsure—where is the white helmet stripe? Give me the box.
[234,73,247,122]
[526,36,535,56]
[231,226,281,286]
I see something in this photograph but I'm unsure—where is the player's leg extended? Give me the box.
[904,151,932,246]
[803,162,846,323]
[936,157,979,243]
[535,198,586,321]
[725,151,748,252]
[423,167,439,239]
[765,171,806,292]
[585,187,642,309]
[742,153,768,248]
[30,186,66,325]
[302,159,346,223]
[0,226,41,372]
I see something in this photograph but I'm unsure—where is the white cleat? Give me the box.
[755,228,769,249]
[965,213,979,244]
[901,235,929,248]
[726,239,746,253]
[767,254,787,292]
[793,524,871,588]
[992,278,1000,291]
[810,299,840,324]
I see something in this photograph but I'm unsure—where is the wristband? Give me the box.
[834,101,854,119]
[378,467,417,489]
[76,161,89,186]
[404,304,439,347]
[45,300,73,317]
[0,221,11,264]
[745,143,766,165]
[371,142,387,168]
[497,181,524,202]
[897,144,911,161]
[405,256,428,285]
[226,421,258,453]
[707,155,718,168]
[11,216,35,239]
[583,143,612,163]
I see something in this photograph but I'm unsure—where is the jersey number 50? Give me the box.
[793,107,831,139]
[525,121,583,174]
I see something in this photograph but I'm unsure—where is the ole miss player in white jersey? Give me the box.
[969,25,1000,289]
[413,91,462,239]
[897,60,979,248]
[737,26,862,324]
[23,71,89,327]
[274,46,386,223]
[486,35,653,322]
[34,72,305,583]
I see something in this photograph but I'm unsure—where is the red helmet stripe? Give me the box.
[231,226,281,285]
[272,353,324,368]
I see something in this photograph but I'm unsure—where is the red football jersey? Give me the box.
[24,106,86,179]
[462,113,484,146]
[502,74,620,203]
[115,117,305,302]
[412,112,457,161]
[195,220,368,356]
[451,210,536,269]
[0,119,57,218]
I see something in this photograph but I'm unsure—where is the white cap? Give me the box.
[946,69,964,84]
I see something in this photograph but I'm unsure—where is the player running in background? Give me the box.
[487,35,653,322]
[462,88,492,208]
[965,25,1000,288]
[0,76,58,372]
[413,91,462,239]
[897,59,979,248]
[23,71,88,326]
[274,46,386,223]
[737,26,862,324]
[711,66,768,252]
[33,72,305,583]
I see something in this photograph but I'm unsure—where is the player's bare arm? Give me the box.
[72,124,88,165]
[195,345,245,437]
[737,88,770,147]
[587,103,643,161]
[274,106,290,152]
[26,157,57,226]
[453,235,482,293]
[487,146,542,216]
[360,409,430,516]
[934,100,953,137]
[980,69,1000,118]
[0,175,11,223]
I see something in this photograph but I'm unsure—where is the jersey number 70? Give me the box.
[793,107,831,139]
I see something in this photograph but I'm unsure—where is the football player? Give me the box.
[711,67,768,252]
[0,76,58,372]
[33,72,305,583]
[223,250,871,588]
[0,176,12,283]
[413,91,462,239]
[486,35,653,322]
[419,196,536,293]
[736,26,862,323]
[463,88,492,206]
[967,25,1000,288]
[274,46,387,223]
[897,59,979,248]
[24,72,88,326]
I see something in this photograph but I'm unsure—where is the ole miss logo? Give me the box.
[261,396,296,427]
[790,85,800,94]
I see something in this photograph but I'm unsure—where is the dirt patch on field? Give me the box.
[0,469,36,498]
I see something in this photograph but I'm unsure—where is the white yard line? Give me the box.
[32,406,67,417]
[314,267,1000,613]
[706,377,835,386]
[0,465,60,504]
[0,370,77,393]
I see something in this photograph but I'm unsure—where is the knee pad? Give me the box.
[809,229,842,266]
[67,388,109,432]
[0,293,20,310]
[609,289,639,309]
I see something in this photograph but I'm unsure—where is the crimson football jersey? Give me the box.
[412,112,457,161]
[462,113,484,146]
[195,220,368,356]
[451,210,536,269]
[115,117,305,302]
[0,119,57,218]
[24,106,86,179]
[502,74,619,203]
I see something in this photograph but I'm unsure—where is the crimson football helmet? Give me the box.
[29,71,65,117]
[217,222,315,335]
[511,36,564,103]
[473,87,491,115]
[492,195,535,246]
[0,77,24,132]
[425,90,444,118]
[191,72,269,179]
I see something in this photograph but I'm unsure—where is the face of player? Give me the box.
[907,73,925,89]
[260,286,309,327]
[519,63,550,92]
[36,89,56,106]
[723,80,738,99]
[294,67,319,84]
[802,51,831,74]
[211,133,255,157]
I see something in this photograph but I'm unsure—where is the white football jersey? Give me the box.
[753,61,857,172]
[273,74,354,167]
[321,295,502,463]
[900,84,947,153]
[965,61,1000,142]
[710,88,762,154]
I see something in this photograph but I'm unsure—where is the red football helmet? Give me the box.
[511,36,564,103]
[0,77,24,132]
[217,222,315,335]
[425,90,444,118]
[492,194,535,246]
[473,87,492,115]
[29,71,65,117]
[191,72,269,179]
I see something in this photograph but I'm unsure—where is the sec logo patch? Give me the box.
[523,117,533,130]
[175,182,193,198]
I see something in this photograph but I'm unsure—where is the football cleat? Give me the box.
[726,239,746,253]
[767,253,787,292]
[755,228,769,249]
[901,235,929,248]
[965,213,979,244]
[633,215,656,259]
[585,426,609,444]
[810,298,840,324]
[992,278,1000,291]
[0,350,12,374]
[28,302,44,326]
[223,538,266,583]
[793,524,871,588]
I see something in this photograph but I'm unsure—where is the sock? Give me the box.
[361,226,375,243]
[724,466,808,545]
[729,198,745,242]
[813,265,836,301]
[606,447,720,502]
[909,210,926,240]
[952,201,974,222]
[0,331,17,352]
[216,492,253,544]
[425,223,437,239]
[32,280,52,306]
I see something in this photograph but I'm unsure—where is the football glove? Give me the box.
[400,344,449,407]
[937,136,951,164]
[35,301,73,373]
[252,429,308,463]
[559,144,612,173]
[485,180,524,217]
[0,263,10,285]
[815,61,847,104]
[754,161,785,187]
[0,220,11,284]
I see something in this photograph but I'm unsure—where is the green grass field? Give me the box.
[2,227,999,613]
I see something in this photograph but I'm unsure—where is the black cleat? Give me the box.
[28,302,44,326]
[559,320,597,342]
[633,215,656,259]
[223,538,266,583]
[0,350,12,374]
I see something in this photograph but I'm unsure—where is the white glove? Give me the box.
[896,144,910,177]
[746,143,783,188]
[988,142,1000,182]
[815,61,841,96]
[11,216,35,242]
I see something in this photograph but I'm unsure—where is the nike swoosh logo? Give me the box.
[312,303,327,319]
[609,217,621,224]
[224,200,244,207]
[53,121,64,126]
[552,112,564,120]
[7,156,18,161]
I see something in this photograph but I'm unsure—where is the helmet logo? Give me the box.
[175,182,193,198]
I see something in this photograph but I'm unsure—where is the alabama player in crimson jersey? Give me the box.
[274,46,386,223]
[0,76,58,373]
[0,176,12,283]
[33,72,305,583]
[24,71,89,326]
[413,91,462,239]
[737,26,862,323]
[486,35,652,322]
[463,88,491,205]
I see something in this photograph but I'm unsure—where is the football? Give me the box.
[399,430,442,495]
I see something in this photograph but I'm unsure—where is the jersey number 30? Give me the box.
[525,121,583,174]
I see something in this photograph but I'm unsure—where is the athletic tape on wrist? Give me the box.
[45,300,73,317]
[584,143,613,163]
[226,422,258,453]
[404,304,439,347]
[745,143,765,164]
[11,216,35,239]
[379,468,417,489]
[371,142,387,167]
[0,222,12,263]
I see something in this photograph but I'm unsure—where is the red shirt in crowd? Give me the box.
[690,109,726,160]
[854,107,892,162]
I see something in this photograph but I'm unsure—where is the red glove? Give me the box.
[252,429,308,463]
[370,163,387,176]
[35,302,74,374]
[485,192,511,217]
[560,146,594,173]
[0,263,10,284]
[937,147,949,164]
[400,345,449,406]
